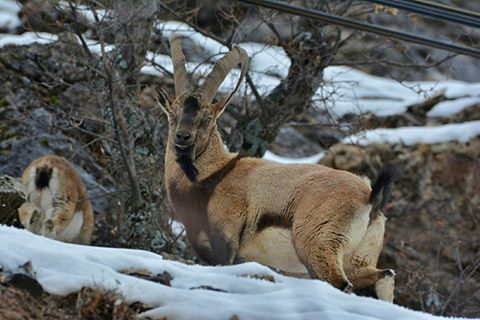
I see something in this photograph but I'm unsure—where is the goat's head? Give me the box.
[159,35,248,182]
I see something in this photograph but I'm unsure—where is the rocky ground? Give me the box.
[0,0,479,318]
[0,283,147,320]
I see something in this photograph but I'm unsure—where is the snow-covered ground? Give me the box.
[0,226,465,320]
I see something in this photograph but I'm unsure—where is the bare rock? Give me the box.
[0,175,24,226]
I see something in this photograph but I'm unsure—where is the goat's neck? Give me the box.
[166,129,237,183]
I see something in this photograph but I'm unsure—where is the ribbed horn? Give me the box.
[198,45,249,105]
[169,34,190,97]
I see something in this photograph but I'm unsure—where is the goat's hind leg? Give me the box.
[295,231,352,290]
[348,266,395,302]
[292,204,364,290]
[346,212,395,302]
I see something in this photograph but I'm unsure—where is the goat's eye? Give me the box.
[203,116,213,126]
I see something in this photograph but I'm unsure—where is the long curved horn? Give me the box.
[169,34,190,97]
[198,45,249,105]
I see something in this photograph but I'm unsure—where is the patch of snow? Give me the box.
[170,219,185,237]
[0,1,22,30]
[427,81,480,99]
[319,67,428,118]
[0,18,479,120]
[157,21,227,58]
[265,121,480,164]
[0,0,20,14]
[317,67,480,119]
[80,38,115,55]
[343,121,480,146]
[57,1,108,24]
[239,42,290,78]
[427,97,480,117]
[263,150,325,164]
[0,32,58,47]
[143,52,173,74]
[0,226,459,320]
[0,12,21,30]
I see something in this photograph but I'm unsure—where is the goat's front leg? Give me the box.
[208,207,246,265]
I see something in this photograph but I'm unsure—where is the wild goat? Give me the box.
[18,155,94,244]
[160,35,397,302]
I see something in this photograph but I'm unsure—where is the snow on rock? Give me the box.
[320,66,422,118]
[0,23,479,119]
[0,226,459,320]
[343,121,480,146]
[318,67,480,119]
[156,20,227,57]
[0,12,21,30]
[0,0,20,31]
[239,42,290,78]
[0,32,58,47]
[427,97,480,118]
[170,219,185,237]
[0,0,20,13]
[264,121,480,164]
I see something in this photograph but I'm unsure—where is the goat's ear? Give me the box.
[154,87,172,115]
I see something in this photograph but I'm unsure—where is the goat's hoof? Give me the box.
[342,281,354,293]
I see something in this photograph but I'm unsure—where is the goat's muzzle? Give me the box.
[175,130,194,146]
[174,143,198,182]
[174,130,196,158]
[174,144,193,154]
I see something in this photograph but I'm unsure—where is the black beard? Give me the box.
[175,147,198,182]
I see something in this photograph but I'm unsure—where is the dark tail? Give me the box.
[35,165,52,190]
[369,166,400,218]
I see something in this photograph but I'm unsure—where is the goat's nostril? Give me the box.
[176,131,192,142]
